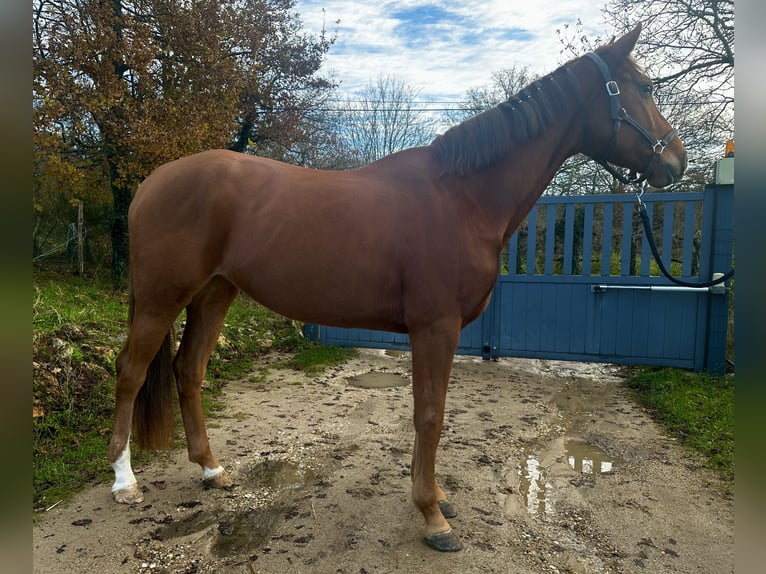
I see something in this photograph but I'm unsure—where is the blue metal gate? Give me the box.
[306,182,733,374]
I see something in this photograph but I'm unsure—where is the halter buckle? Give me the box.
[652,141,666,155]
[605,81,620,96]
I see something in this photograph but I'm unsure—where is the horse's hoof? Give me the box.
[112,483,144,504]
[203,469,233,489]
[423,528,463,552]
[438,499,457,519]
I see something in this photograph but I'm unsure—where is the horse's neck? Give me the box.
[469,116,584,245]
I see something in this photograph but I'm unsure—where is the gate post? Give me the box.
[702,182,734,374]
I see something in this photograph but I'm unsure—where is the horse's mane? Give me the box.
[431,60,588,175]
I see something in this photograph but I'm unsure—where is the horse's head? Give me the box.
[581,24,687,188]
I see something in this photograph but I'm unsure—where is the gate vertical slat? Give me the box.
[640,202,654,276]
[620,201,633,276]
[662,201,675,270]
[508,231,518,275]
[682,200,696,277]
[526,206,537,275]
[545,205,556,275]
[601,203,614,275]
[583,203,594,275]
[699,188,715,280]
[563,203,574,275]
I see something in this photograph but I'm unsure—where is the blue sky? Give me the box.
[294,1,609,102]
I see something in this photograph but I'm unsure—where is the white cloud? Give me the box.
[294,1,610,100]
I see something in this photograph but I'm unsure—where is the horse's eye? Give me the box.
[641,83,654,96]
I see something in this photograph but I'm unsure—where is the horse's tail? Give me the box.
[128,286,177,450]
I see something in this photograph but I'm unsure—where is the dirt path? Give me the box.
[33,350,733,573]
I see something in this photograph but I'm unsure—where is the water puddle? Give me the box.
[565,439,620,475]
[516,440,619,519]
[384,349,409,358]
[152,458,319,554]
[347,371,409,389]
[518,454,554,518]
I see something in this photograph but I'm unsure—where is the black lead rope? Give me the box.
[635,190,734,288]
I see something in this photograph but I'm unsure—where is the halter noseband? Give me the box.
[584,52,678,185]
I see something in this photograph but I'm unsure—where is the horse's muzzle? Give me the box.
[648,149,687,188]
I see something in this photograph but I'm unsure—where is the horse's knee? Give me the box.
[173,354,190,381]
[414,407,444,435]
[114,352,149,399]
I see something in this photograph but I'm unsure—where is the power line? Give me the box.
[255,99,733,115]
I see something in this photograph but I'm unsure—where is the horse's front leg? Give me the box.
[409,319,463,552]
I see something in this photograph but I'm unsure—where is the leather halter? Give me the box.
[584,52,678,185]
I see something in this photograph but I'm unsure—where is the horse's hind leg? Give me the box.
[173,276,240,488]
[109,307,181,504]
[409,318,463,552]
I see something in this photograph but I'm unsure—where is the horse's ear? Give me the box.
[602,23,642,62]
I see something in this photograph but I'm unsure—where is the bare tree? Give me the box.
[339,75,439,166]
[444,65,538,124]
[33,0,335,281]
[607,0,733,180]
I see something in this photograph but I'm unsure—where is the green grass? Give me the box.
[32,270,355,510]
[33,270,128,336]
[624,367,734,484]
[33,377,116,507]
[285,345,358,375]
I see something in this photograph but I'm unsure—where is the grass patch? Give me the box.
[624,367,734,483]
[33,270,127,336]
[286,344,359,375]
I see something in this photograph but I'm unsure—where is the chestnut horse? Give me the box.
[108,24,686,551]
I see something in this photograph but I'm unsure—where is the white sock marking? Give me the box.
[111,439,138,492]
[203,465,225,480]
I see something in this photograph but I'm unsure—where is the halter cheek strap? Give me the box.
[584,52,678,185]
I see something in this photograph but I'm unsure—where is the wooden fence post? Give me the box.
[77,200,84,275]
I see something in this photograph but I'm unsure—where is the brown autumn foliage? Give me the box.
[33,0,335,281]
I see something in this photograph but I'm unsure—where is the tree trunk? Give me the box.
[229,117,254,153]
[108,155,131,286]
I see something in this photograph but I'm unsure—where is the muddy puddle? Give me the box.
[210,506,288,557]
[244,458,317,490]
[564,438,621,475]
[384,349,409,358]
[151,458,321,556]
[518,454,555,518]
[515,439,620,519]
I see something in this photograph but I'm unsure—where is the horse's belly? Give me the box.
[226,253,406,332]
